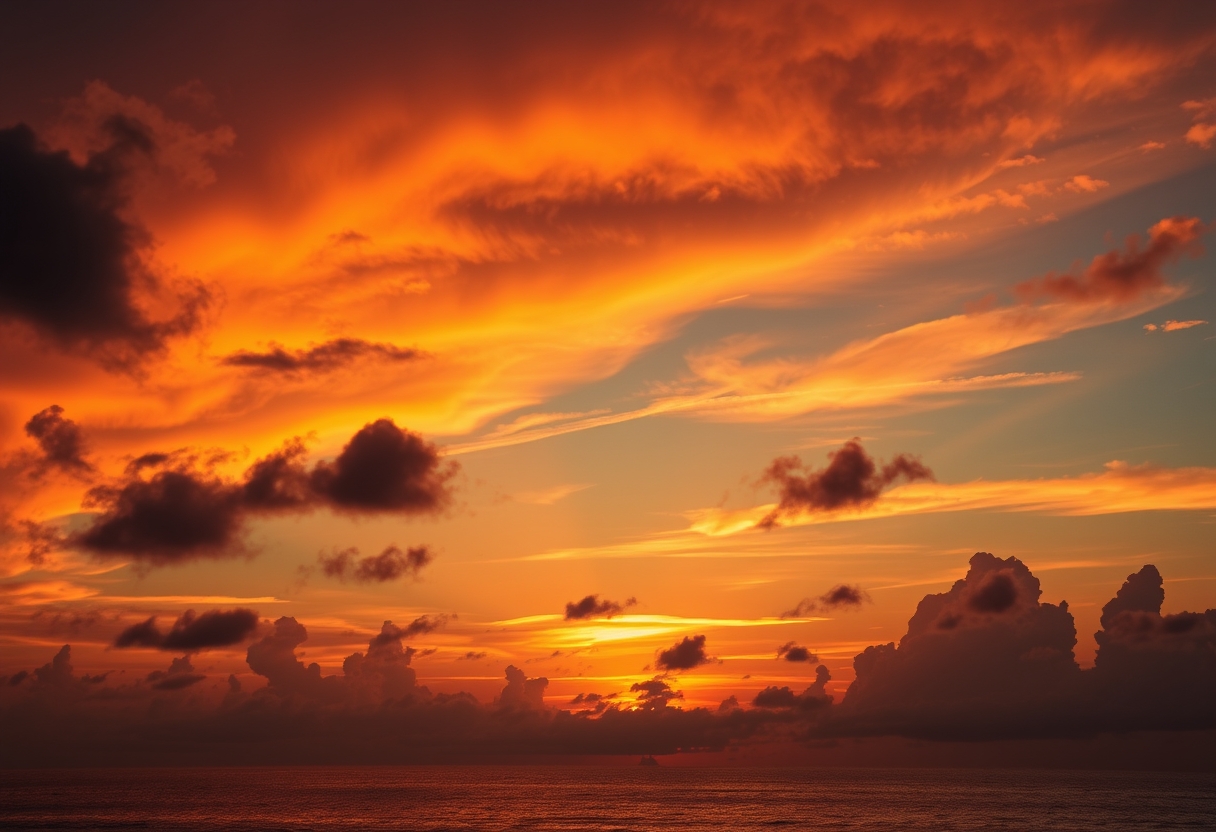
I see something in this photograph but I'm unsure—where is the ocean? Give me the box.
[0,766,1212,831]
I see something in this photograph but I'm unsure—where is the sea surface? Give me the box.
[1,766,1213,832]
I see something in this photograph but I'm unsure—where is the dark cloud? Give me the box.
[563,594,637,620]
[782,583,871,618]
[1089,566,1216,731]
[221,338,424,374]
[776,642,817,663]
[655,635,713,672]
[1015,216,1206,303]
[0,123,208,367]
[23,405,92,475]
[113,608,259,651]
[318,545,433,583]
[752,666,833,711]
[759,439,932,527]
[72,420,455,565]
[459,651,488,660]
[308,419,457,513]
[147,656,205,691]
[630,677,683,710]
[76,469,246,564]
[7,670,29,686]
[824,553,1216,741]
[498,665,548,709]
[399,614,451,638]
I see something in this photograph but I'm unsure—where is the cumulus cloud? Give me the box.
[563,594,637,620]
[630,677,683,710]
[23,405,92,476]
[498,665,548,709]
[782,584,871,618]
[113,608,259,651]
[318,545,433,583]
[146,656,205,691]
[759,439,932,527]
[221,338,424,374]
[1014,216,1207,304]
[0,122,209,368]
[72,419,456,564]
[309,419,457,513]
[825,552,1216,740]
[655,634,713,671]
[752,666,832,711]
[776,642,817,662]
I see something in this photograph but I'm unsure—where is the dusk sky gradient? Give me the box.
[0,0,1213,766]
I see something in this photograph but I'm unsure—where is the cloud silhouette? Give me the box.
[73,419,456,564]
[113,608,259,651]
[563,594,637,620]
[655,635,713,671]
[759,439,932,527]
[1015,216,1206,303]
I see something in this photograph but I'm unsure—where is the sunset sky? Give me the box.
[1,1,1213,765]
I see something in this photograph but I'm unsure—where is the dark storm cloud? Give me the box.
[759,439,932,527]
[23,405,92,475]
[318,545,433,583]
[655,635,713,672]
[113,608,259,651]
[1015,216,1207,303]
[72,419,456,564]
[0,123,208,367]
[776,642,817,662]
[782,583,872,618]
[563,594,637,620]
[221,338,424,374]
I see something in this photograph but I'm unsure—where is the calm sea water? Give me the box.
[0,766,1212,831]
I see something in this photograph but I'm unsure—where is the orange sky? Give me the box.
[0,1,1213,764]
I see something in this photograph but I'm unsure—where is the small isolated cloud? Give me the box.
[114,608,259,651]
[759,439,932,527]
[564,594,637,620]
[1139,141,1166,152]
[1063,174,1109,193]
[22,405,92,477]
[1185,123,1216,149]
[997,154,1044,168]
[1144,319,1208,333]
[655,634,713,671]
[1182,98,1216,149]
[776,642,817,662]
[1015,216,1206,304]
[319,545,433,583]
[221,338,424,374]
[782,584,872,618]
